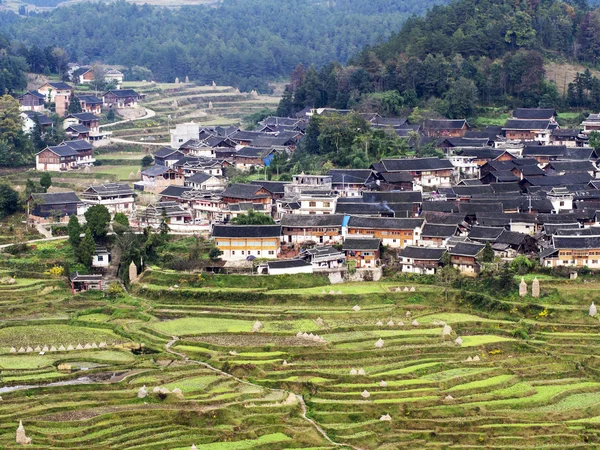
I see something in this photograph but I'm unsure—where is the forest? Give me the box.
[0,0,448,91]
[279,0,600,116]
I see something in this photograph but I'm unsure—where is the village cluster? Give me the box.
[18,90,600,276]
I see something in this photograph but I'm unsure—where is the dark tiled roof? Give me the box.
[421,201,457,213]
[221,183,269,199]
[523,145,567,157]
[425,119,467,130]
[327,169,373,184]
[31,191,80,205]
[267,259,312,269]
[378,172,414,183]
[468,226,504,241]
[421,223,458,238]
[66,124,90,133]
[380,157,453,172]
[503,119,552,130]
[19,90,46,100]
[361,191,422,204]
[76,94,102,104]
[451,185,494,197]
[543,223,581,235]
[84,183,133,196]
[553,235,600,249]
[347,216,424,230]
[449,241,485,256]
[45,81,73,90]
[250,180,289,195]
[46,145,78,157]
[212,225,281,238]
[523,174,592,187]
[512,108,556,120]
[281,214,345,227]
[187,173,213,184]
[399,246,446,260]
[154,147,183,159]
[104,89,140,98]
[142,165,171,176]
[158,185,194,198]
[342,238,381,251]
[459,202,504,215]
[22,111,52,125]
[422,212,466,225]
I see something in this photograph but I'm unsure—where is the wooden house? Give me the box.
[220,184,272,206]
[424,119,469,137]
[27,191,84,224]
[212,224,282,261]
[139,165,185,193]
[449,242,485,276]
[346,216,424,248]
[342,237,381,268]
[102,89,142,108]
[540,236,600,269]
[35,141,94,171]
[399,246,446,275]
[80,183,135,214]
[372,157,455,188]
[281,214,345,245]
[76,95,103,114]
[17,91,46,111]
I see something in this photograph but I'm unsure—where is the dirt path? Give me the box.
[165,336,360,450]
[35,224,53,238]
[99,108,156,129]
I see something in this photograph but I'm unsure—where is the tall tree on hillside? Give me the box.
[68,214,82,248]
[84,205,111,240]
[78,228,95,269]
[39,172,52,192]
[0,184,19,219]
[446,77,478,119]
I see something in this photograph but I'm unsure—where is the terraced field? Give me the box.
[1,262,600,448]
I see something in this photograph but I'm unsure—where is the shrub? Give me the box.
[4,243,29,255]
[105,282,125,299]
[48,266,64,277]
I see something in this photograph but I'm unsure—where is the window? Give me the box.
[231,251,235,255]
[241,251,245,255]
[97,256,104,261]
[268,251,274,255]
[323,202,330,207]
[309,201,316,207]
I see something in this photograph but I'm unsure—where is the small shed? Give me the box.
[70,272,103,294]
[266,259,313,275]
[92,247,111,269]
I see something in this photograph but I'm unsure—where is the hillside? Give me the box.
[0,0,448,90]
[280,0,600,116]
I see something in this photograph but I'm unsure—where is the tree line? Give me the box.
[0,0,448,91]
[278,0,600,117]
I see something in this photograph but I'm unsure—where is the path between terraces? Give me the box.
[165,336,361,450]
[99,108,156,128]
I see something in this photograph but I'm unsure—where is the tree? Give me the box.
[67,214,82,249]
[67,98,82,114]
[159,208,170,237]
[84,205,111,240]
[106,109,116,121]
[39,172,52,192]
[510,255,533,275]
[113,212,129,235]
[589,131,600,151]
[209,247,223,260]
[141,155,154,168]
[230,210,275,225]
[445,77,478,119]
[78,228,95,269]
[0,184,18,219]
[481,242,495,263]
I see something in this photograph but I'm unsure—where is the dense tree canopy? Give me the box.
[0,0,449,90]
[280,0,600,114]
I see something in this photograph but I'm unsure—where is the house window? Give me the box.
[323,202,330,208]
[268,251,274,255]
[97,256,104,261]
[309,201,316,207]
[241,251,245,255]
[231,251,235,255]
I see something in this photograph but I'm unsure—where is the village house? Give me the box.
[264,259,313,275]
[27,191,85,224]
[346,216,424,248]
[298,246,346,270]
[64,124,90,140]
[212,224,282,261]
[372,157,455,188]
[21,111,53,134]
[35,140,95,171]
[502,119,556,142]
[399,246,446,274]
[138,165,185,193]
[374,171,415,191]
[37,81,74,102]
[581,113,600,135]
[220,184,272,207]
[73,68,95,84]
[327,169,375,197]
[448,241,485,276]
[512,108,557,121]
[37,81,73,117]
[70,272,104,294]
[80,183,135,214]
[540,235,600,269]
[75,95,103,114]
[154,148,185,167]
[342,237,381,268]
[424,119,469,137]
[284,174,332,196]
[102,89,142,108]
[135,202,195,231]
[65,112,101,135]
[104,69,124,85]
[184,173,226,191]
[294,192,337,215]
[17,91,46,111]
[281,214,345,245]
[233,147,276,171]
[420,223,459,247]
[550,129,582,147]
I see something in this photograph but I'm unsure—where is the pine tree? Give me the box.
[78,228,95,269]
[67,215,82,249]
[39,172,52,192]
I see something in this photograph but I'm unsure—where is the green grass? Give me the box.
[91,164,141,181]
[0,350,134,369]
[171,433,292,449]
[460,335,515,347]
[151,317,252,335]
[447,375,514,391]
[0,324,127,350]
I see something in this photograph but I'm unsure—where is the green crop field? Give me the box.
[1,250,600,449]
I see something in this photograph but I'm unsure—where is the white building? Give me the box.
[170,122,199,149]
